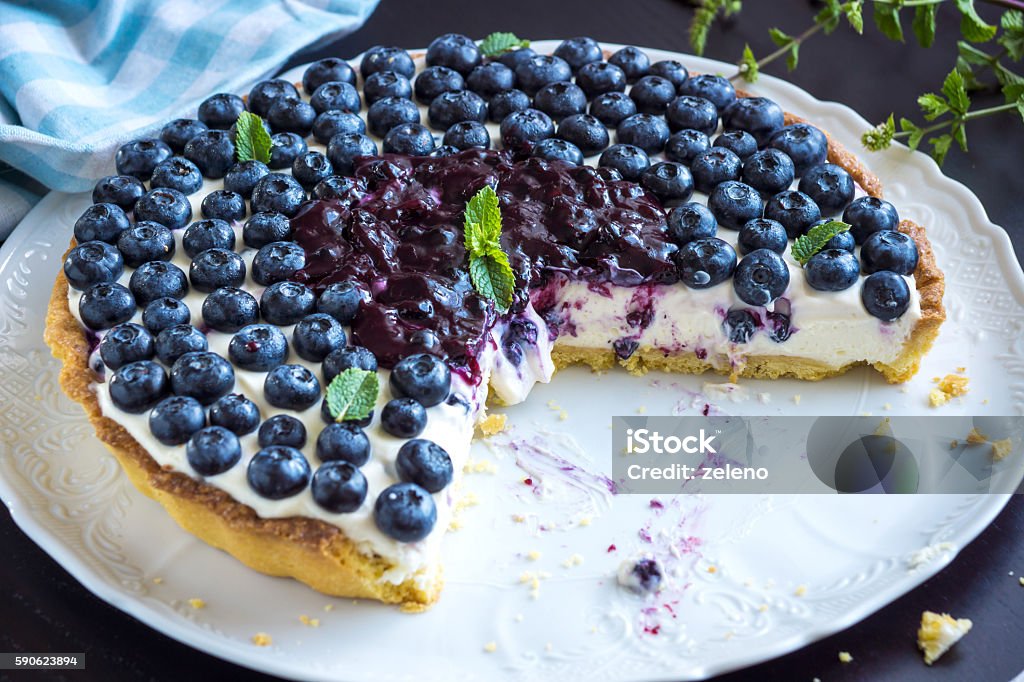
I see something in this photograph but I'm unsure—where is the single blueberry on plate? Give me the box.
[267,97,317,137]
[532,138,584,165]
[667,202,717,246]
[134,187,193,229]
[556,114,609,156]
[798,163,855,215]
[616,113,670,154]
[201,286,259,333]
[805,248,860,291]
[260,281,316,326]
[247,79,299,118]
[129,260,189,304]
[183,219,235,258]
[738,218,788,255]
[243,212,292,248]
[381,397,428,439]
[310,81,361,115]
[252,241,306,286]
[268,132,308,170]
[303,57,357,95]
[649,60,689,89]
[607,46,650,83]
[515,55,572,96]
[768,123,829,175]
[842,196,900,244]
[426,33,482,75]
[641,162,693,205]
[251,173,306,217]
[488,89,531,123]
[171,351,235,405]
[116,222,175,267]
[189,248,246,293]
[293,313,347,362]
[553,36,602,72]
[674,238,737,289]
[229,324,289,371]
[707,180,764,230]
[291,151,335,189]
[443,120,490,150]
[428,90,487,130]
[860,230,919,275]
[742,148,796,196]
[197,93,245,130]
[722,96,785,145]
[664,129,710,165]
[187,426,242,476]
[142,296,190,333]
[155,324,208,365]
[247,445,311,499]
[588,91,637,127]
[149,395,206,446]
[150,156,204,195]
[326,132,378,176]
[862,271,911,321]
[723,309,759,343]
[74,203,130,244]
[312,461,368,513]
[575,62,627,98]
[360,46,416,80]
[322,346,378,384]
[534,81,587,121]
[312,110,365,145]
[630,75,677,115]
[665,95,718,135]
[679,74,736,112]
[374,481,437,542]
[64,240,124,290]
[258,414,307,448]
[209,393,261,436]
[368,96,421,137]
[364,70,413,105]
[383,123,436,155]
[92,174,146,211]
[690,147,742,194]
[109,360,168,414]
[764,190,823,239]
[500,108,555,148]
[395,439,454,493]
[184,130,235,179]
[79,282,135,330]
[160,119,209,154]
[714,129,758,160]
[316,422,371,466]
[115,139,172,180]
[414,66,464,104]
[390,353,451,407]
[99,322,154,370]
[733,248,790,306]
[264,364,321,411]
[317,281,366,325]
[201,189,246,222]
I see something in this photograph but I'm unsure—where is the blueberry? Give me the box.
[364,70,413,105]
[383,123,436,155]
[149,395,206,446]
[532,138,584,165]
[373,482,437,542]
[742,148,795,196]
[707,180,764,230]
[317,281,365,324]
[497,47,537,70]
[767,310,792,342]
[229,324,288,371]
[649,60,689,89]
[822,225,856,252]
[426,33,481,75]
[267,97,316,137]
[64,241,124,290]
[575,62,626,98]
[209,393,261,436]
[292,313,346,362]
[310,81,361,115]
[443,120,490,150]
[690,147,742,193]
[74,203,130,244]
[129,261,189,304]
[679,74,736,113]
[714,130,758,160]
[722,97,785,146]
[258,414,307,448]
[142,297,190,333]
[500,108,555,148]
[553,36,602,72]
[667,202,717,246]
[303,57,357,95]
[598,144,650,181]
[171,351,235,405]
[116,222,176,267]
[326,133,378,176]
[187,426,242,476]
[625,557,663,593]
[532,82,584,122]
[115,139,172,180]
[366,96,419,138]
[395,439,453,493]
[361,45,416,80]
[160,119,209,153]
[556,113,609,155]
[155,324,208,365]
[516,55,572,96]
[764,190,822,239]
[268,132,307,170]
[630,75,676,115]
[641,162,694,204]
[428,90,487,130]
[312,110,365,145]
[222,162,269,200]
[588,91,637,127]
[248,79,300,118]
[381,397,427,438]
[242,212,291,249]
[607,46,650,83]
[414,66,464,104]
[197,93,245,129]
[664,129,710,165]
[92,175,146,211]
[466,62,515,98]
[252,241,305,285]
[664,95,717,135]
[733,248,790,306]
[291,151,334,188]
[842,197,900,244]
[247,445,311,499]
[202,286,259,332]
[390,353,451,407]
[312,461,368,513]
[100,323,155,370]
[805,248,860,291]
[316,422,370,467]
[674,238,737,288]
[151,155,203,196]
[861,230,919,275]
[769,123,828,175]
[184,130,236,179]
[323,346,378,384]
[260,281,316,325]
[183,219,234,258]
[798,163,855,215]
[189,248,245,293]
[313,175,368,205]
[861,271,911,321]
[501,318,538,365]
[264,364,321,410]
[109,360,168,413]
[723,309,759,343]
[251,173,306,217]
[738,218,788,255]
[488,89,531,123]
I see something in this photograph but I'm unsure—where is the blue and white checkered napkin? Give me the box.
[0,0,380,241]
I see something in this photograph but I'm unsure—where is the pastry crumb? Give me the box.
[187,598,206,609]
[577,516,592,526]
[956,366,966,374]
[323,604,334,612]
[636,405,647,414]
[918,611,972,665]
[991,438,1012,461]
[792,393,801,405]
[1019,577,1023,586]
[478,413,507,436]
[251,632,272,647]
[883,402,892,411]
[463,458,498,474]
[561,553,584,568]
[707,565,717,574]
[950,439,959,449]
[757,392,771,404]
[546,399,569,420]
[298,614,320,627]
[152,577,163,585]
[838,651,853,663]
[930,374,970,406]
[448,518,463,531]
[794,585,807,597]
[483,641,497,653]
[758,604,769,612]
[527,549,542,561]
[966,427,988,444]
[511,513,527,523]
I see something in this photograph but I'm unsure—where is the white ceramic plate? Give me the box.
[2,42,1023,681]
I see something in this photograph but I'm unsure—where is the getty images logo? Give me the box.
[626,428,717,455]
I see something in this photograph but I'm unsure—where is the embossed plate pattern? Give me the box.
[1,43,1022,681]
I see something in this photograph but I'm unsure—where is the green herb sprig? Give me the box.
[479,32,530,58]
[463,185,515,313]
[234,111,272,164]
[325,368,379,422]
[791,220,852,265]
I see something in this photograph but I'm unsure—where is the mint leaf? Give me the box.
[941,69,970,115]
[465,184,502,244]
[791,220,851,265]
[814,0,842,33]
[912,3,937,47]
[479,32,529,58]
[690,0,738,56]
[844,0,864,34]
[739,43,760,82]
[769,27,793,47]
[469,250,515,313]
[954,0,997,42]
[999,10,1024,60]
[234,111,272,164]
[874,3,904,42]
[951,122,968,152]
[900,117,925,150]
[326,368,379,422]
[917,92,950,120]
[463,185,515,312]
[957,40,992,65]
[861,113,895,151]
[929,133,953,165]
[786,42,800,71]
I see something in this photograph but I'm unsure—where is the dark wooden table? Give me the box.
[3,0,1023,680]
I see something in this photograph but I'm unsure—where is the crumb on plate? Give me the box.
[918,611,972,665]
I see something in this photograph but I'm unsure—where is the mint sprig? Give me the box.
[479,32,529,58]
[464,185,515,312]
[325,368,379,422]
[234,111,272,164]
[791,220,852,265]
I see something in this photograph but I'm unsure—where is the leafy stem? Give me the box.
[732,22,825,83]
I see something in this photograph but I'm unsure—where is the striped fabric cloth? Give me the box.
[0,0,379,241]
